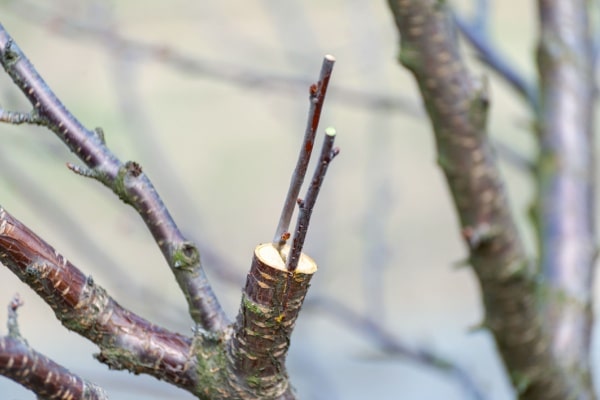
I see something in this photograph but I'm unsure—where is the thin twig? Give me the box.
[2,0,415,113]
[0,22,228,331]
[453,7,539,109]
[0,151,190,326]
[274,55,335,250]
[6,293,23,338]
[286,127,339,271]
[0,107,41,124]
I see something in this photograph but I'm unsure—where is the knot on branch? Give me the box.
[113,161,143,203]
[172,241,200,270]
[1,39,19,65]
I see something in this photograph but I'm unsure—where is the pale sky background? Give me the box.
[0,1,588,399]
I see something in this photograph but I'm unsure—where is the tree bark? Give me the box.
[385,1,593,398]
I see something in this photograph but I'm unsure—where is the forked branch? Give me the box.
[0,207,198,391]
[0,295,108,400]
[0,22,227,331]
[0,17,342,397]
[274,55,335,250]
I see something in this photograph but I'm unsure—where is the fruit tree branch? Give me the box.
[0,295,108,400]
[385,1,578,398]
[0,22,228,332]
[274,55,335,251]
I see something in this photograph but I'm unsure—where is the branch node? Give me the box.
[172,241,200,269]
[125,160,143,177]
[113,161,143,202]
[2,38,19,65]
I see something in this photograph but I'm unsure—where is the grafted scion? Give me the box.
[274,55,336,251]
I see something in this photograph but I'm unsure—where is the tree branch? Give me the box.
[0,206,310,399]
[385,1,570,398]
[274,55,335,250]
[231,243,316,399]
[0,22,228,332]
[0,207,199,391]
[453,4,539,109]
[534,0,596,398]
[3,0,413,113]
[0,295,108,400]
[286,127,339,271]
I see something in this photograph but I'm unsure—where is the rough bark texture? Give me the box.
[0,206,313,399]
[0,207,199,391]
[535,0,596,398]
[230,244,316,399]
[0,336,108,400]
[386,1,584,398]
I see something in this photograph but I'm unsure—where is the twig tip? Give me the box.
[325,126,336,137]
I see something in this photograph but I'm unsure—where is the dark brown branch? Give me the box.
[0,151,188,326]
[231,243,316,399]
[0,295,108,400]
[0,205,308,399]
[0,22,228,332]
[385,1,568,399]
[535,0,596,398]
[0,207,198,391]
[286,127,338,271]
[274,55,335,250]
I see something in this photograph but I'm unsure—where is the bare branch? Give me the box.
[0,295,108,400]
[0,207,198,391]
[286,127,339,271]
[0,106,41,124]
[535,0,596,397]
[453,8,538,109]
[385,1,574,398]
[0,204,307,399]
[274,55,335,250]
[0,22,228,331]
[3,0,413,113]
